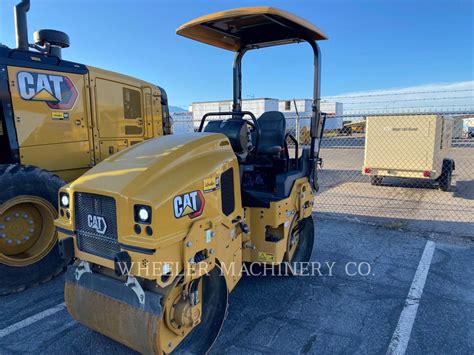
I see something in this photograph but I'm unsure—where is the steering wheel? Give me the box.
[245,119,255,131]
[244,119,261,157]
[242,115,260,158]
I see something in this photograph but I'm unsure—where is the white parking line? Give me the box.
[0,302,66,338]
[386,240,436,355]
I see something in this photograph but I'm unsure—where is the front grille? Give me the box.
[74,192,120,260]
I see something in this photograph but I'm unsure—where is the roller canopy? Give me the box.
[176,6,328,51]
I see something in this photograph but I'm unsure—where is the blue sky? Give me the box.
[1,0,472,108]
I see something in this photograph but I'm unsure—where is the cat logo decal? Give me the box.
[17,71,78,110]
[173,190,205,219]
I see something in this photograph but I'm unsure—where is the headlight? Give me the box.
[138,208,149,221]
[60,193,70,208]
[134,205,152,224]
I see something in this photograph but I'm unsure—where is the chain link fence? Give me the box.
[171,112,474,232]
[315,114,473,231]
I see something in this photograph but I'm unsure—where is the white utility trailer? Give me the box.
[362,115,455,191]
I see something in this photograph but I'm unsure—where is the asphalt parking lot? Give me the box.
[0,216,472,354]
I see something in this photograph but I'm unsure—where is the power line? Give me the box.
[172,89,474,108]
[340,96,474,105]
[325,89,474,99]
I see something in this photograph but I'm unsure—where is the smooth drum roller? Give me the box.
[56,6,327,353]
[65,264,228,353]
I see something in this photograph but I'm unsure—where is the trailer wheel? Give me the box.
[0,164,67,295]
[370,176,383,186]
[438,159,454,192]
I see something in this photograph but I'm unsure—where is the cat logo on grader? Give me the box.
[17,71,78,110]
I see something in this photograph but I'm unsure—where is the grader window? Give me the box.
[123,88,142,119]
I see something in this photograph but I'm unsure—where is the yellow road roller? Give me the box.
[0,0,171,295]
[55,7,327,353]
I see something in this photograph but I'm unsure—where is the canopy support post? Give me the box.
[232,49,247,113]
[307,40,323,190]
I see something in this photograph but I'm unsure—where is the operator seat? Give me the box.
[256,111,286,155]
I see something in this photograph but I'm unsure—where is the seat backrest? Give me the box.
[257,111,286,154]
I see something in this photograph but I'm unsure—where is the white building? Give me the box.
[191,98,343,130]
[191,98,279,123]
[279,99,343,130]
[278,99,343,116]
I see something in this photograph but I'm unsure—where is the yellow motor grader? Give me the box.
[55,7,327,354]
[0,0,171,295]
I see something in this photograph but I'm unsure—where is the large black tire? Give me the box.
[0,164,67,295]
[438,159,454,192]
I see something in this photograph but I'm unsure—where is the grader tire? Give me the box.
[0,164,67,296]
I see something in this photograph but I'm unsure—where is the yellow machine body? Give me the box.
[6,65,170,182]
[57,134,244,287]
[56,5,325,354]
[56,133,314,276]
[56,133,314,353]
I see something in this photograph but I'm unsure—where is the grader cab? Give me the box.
[56,7,327,354]
[0,0,171,295]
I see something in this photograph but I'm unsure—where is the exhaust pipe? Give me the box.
[14,0,30,50]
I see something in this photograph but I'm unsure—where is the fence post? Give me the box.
[296,115,300,143]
